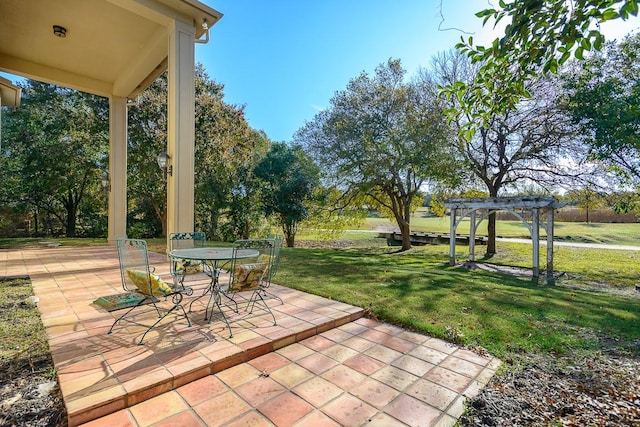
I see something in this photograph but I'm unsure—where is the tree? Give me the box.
[193,64,269,241]
[434,51,584,253]
[442,0,639,137]
[253,143,320,247]
[127,65,269,239]
[295,59,457,251]
[565,186,605,223]
[561,33,640,182]
[2,81,108,237]
[127,73,169,237]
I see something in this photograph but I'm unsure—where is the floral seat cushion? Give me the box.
[174,259,203,275]
[126,269,173,296]
[230,262,267,292]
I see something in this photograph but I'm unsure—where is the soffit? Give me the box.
[0,0,222,98]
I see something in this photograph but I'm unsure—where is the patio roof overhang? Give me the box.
[0,0,223,245]
[0,0,222,98]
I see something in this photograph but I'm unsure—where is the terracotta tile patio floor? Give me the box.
[1,245,500,426]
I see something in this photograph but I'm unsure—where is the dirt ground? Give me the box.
[459,351,640,426]
[1,361,66,426]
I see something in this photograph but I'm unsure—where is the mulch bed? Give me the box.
[459,351,640,426]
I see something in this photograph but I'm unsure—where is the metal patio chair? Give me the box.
[257,235,283,304]
[169,232,208,288]
[108,238,193,345]
[206,238,279,338]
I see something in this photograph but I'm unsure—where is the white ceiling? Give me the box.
[0,0,222,98]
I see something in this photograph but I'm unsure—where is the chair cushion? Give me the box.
[231,263,266,292]
[174,259,204,275]
[126,269,173,296]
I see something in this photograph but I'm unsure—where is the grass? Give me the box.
[0,278,52,379]
[0,237,108,249]
[482,241,640,288]
[275,244,640,359]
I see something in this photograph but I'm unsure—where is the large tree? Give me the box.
[193,64,269,241]
[2,81,108,237]
[295,59,457,251]
[434,51,584,253]
[561,32,640,182]
[127,64,269,239]
[253,142,319,247]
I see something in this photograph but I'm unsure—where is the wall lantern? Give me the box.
[101,171,110,192]
[157,151,172,178]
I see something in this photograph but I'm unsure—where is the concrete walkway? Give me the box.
[1,246,499,426]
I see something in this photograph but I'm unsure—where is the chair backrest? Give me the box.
[169,232,206,250]
[117,238,152,294]
[169,232,206,276]
[117,238,174,296]
[266,236,283,281]
[226,238,278,292]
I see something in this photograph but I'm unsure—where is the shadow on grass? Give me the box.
[277,246,640,357]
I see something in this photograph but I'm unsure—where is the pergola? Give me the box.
[0,0,222,246]
[444,197,564,279]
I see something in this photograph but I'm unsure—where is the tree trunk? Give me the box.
[65,208,77,237]
[399,220,411,251]
[486,212,496,254]
[160,212,167,238]
[282,220,296,247]
[242,220,250,239]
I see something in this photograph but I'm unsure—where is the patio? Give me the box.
[1,245,500,426]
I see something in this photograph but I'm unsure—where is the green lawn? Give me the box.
[275,244,640,359]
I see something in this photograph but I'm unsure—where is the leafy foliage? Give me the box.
[253,143,320,247]
[442,0,639,137]
[561,32,640,182]
[1,81,108,237]
[296,59,458,250]
[564,186,606,223]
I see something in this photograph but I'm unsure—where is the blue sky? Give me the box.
[198,0,492,142]
[198,0,640,142]
[3,1,638,143]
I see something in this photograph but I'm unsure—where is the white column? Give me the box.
[108,96,128,244]
[166,19,195,244]
[469,210,476,262]
[532,208,540,278]
[546,208,554,279]
[449,208,456,265]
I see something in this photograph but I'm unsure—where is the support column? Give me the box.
[532,208,540,278]
[546,208,554,279]
[449,208,456,266]
[166,19,195,246]
[108,96,128,244]
[469,210,476,262]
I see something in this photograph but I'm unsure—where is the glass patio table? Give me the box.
[168,247,258,331]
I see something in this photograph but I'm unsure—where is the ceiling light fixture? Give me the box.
[53,25,67,38]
